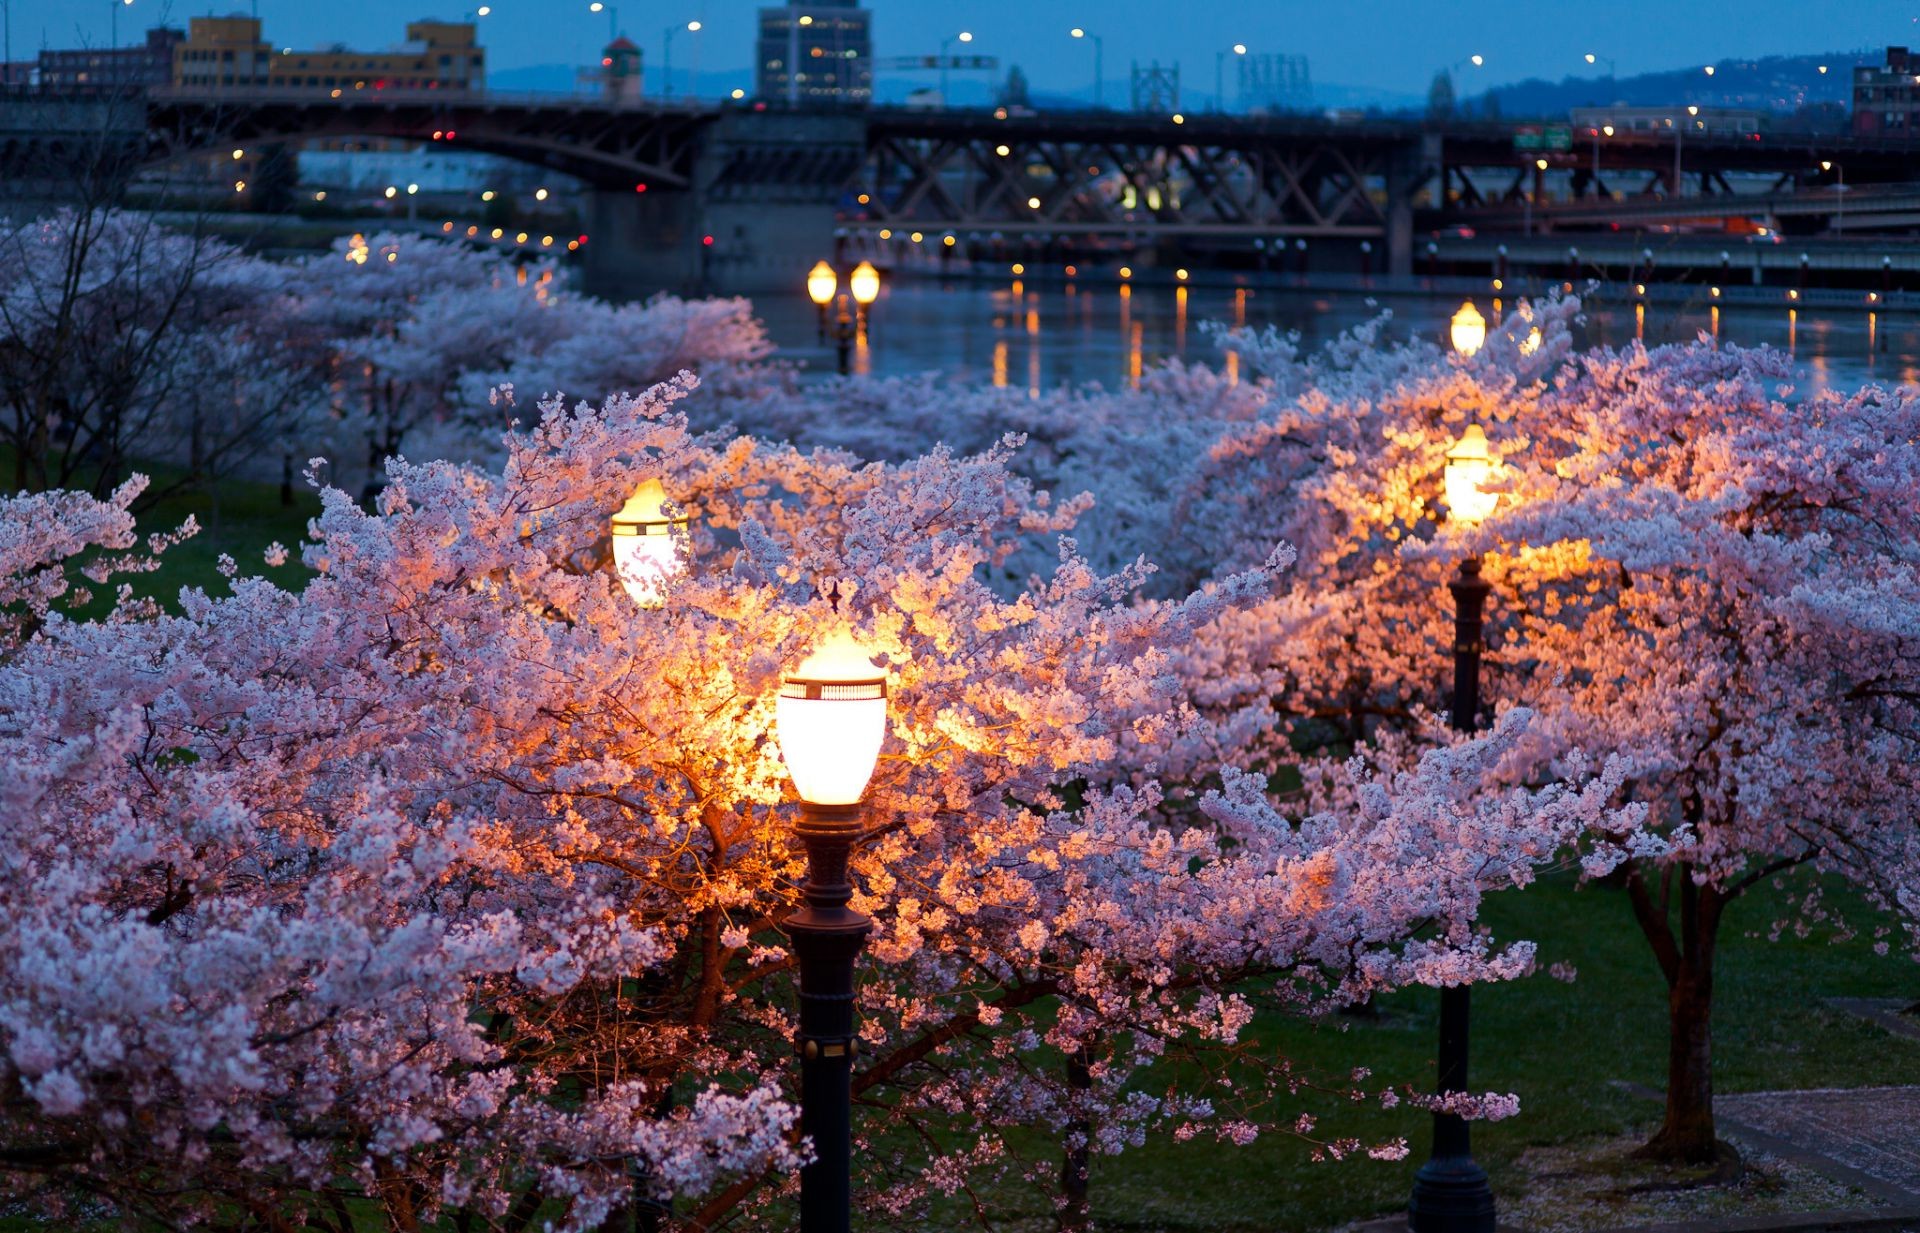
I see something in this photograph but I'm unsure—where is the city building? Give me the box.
[756,1,871,107]
[578,36,644,104]
[1852,47,1920,136]
[37,27,183,91]
[173,17,268,89]
[173,16,483,93]
[1569,105,1767,138]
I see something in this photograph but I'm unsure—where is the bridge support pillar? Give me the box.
[582,187,705,299]
[1386,134,1441,281]
[579,110,867,300]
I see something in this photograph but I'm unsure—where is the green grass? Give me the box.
[31,464,319,617]
[1048,872,1920,1232]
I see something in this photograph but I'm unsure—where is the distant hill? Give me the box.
[1459,50,1874,125]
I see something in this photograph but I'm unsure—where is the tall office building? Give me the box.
[756,1,871,107]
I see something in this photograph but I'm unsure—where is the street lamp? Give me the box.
[1216,42,1247,112]
[589,1,616,42]
[1449,301,1486,356]
[939,30,973,107]
[808,260,838,342]
[775,626,886,1233]
[1070,27,1104,108]
[111,0,133,52]
[831,296,857,377]
[1583,52,1616,78]
[849,259,880,330]
[609,478,690,608]
[685,20,702,101]
[1408,424,1500,1233]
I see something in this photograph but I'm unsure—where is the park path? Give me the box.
[1719,1086,1920,1202]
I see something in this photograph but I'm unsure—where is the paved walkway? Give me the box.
[1719,1087,1920,1202]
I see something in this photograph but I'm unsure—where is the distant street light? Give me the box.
[807,260,838,341]
[1070,27,1104,107]
[1216,42,1248,112]
[939,31,974,106]
[1583,52,1617,78]
[849,259,880,326]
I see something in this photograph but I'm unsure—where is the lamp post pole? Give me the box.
[832,296,856,376]
[1408,554,1497,1233]
[1070,28,1102,108]
[784,801,873,1233]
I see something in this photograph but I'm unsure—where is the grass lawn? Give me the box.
[1048,871,1920,1232]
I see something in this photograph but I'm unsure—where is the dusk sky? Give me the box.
[7,0,1918,99]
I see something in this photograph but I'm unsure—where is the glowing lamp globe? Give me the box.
[849,260,880,307]
[610,478,690,608]
[777,628,888,806]
[1450,301,1487,357]
[1445,424,1500,526]
[807,260,838,308]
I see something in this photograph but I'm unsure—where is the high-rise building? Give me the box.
[37,27,184,91]
[173,16,483,94]
[756,1,871,107]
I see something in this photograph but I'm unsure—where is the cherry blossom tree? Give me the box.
[1183,299,1920,1164]
[0,366,1650,1228]
[0,209,313,498]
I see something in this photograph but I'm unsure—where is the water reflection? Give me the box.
[753,280,1919,397]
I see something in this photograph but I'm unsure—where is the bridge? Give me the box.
[2,86,1916,293]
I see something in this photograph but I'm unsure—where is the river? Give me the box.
[751,278,1918,397]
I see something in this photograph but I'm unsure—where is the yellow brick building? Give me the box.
[174,17,483,93]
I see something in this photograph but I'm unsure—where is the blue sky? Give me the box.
[7,0,1916,99]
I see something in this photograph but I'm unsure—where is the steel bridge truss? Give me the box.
[845,125,1402,237]
[143,91,708,189]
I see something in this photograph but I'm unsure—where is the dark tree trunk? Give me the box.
[1059,1040,1093,1231]
[1626,861,1730,1164]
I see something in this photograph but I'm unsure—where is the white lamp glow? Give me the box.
[610,478,689,608]
[807,260,838,307]
[1450,300,1487,356]
[777,628,888,806]
[1445,425,1500,525]
[849,260,880,307]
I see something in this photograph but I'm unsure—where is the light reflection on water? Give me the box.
[752,279,1917,398]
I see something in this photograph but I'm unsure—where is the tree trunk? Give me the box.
[1059,1040,1093,1231]
[1626,862,1730,1164]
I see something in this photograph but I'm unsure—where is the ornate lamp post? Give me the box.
[775,627,888,1233]
[609,477,690,608]
[807,260,838,342]
[1449,301,1487,357]
[1409,424,1501,1233]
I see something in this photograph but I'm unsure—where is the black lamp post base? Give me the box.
[1409,1153,1496,1233]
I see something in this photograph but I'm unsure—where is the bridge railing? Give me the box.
[143,86,712,115]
